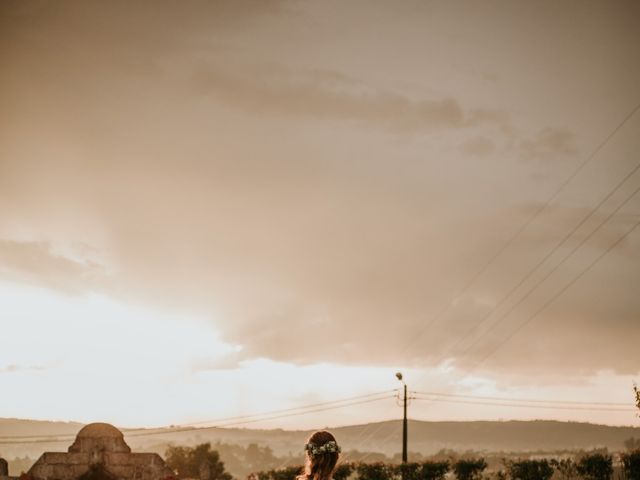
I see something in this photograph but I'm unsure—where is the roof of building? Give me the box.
[75,423,124,439]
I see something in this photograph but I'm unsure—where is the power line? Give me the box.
[0,393,396,444]
[358,206,640,460]
[411,396,635,412]
[460,178,640,359]
[0,390,394,440]
[386,204,640,453]
[130,395,396,436]
[472,212,640,370]
[132,395,396,436]
[411,390,632,407]
[408,104,640,385]
[355,102,640,458]
[421,189,640,405]
[399,101,640,358]
[128,389,396,435]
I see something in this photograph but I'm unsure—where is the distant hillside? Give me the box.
[1,417,639,461]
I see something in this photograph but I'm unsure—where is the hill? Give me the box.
[1,417,639,460]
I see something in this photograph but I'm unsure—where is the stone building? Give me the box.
[21,423,174,480]
[0,457,10,480]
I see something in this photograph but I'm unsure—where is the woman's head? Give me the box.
[300,431,340,480]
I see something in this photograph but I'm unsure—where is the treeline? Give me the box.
[256,450,640,480]
[4,443,640,480]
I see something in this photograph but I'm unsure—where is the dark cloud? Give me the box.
[462,137,496,157]
[519,127,578,160]
[193,64,511,133]
[0,0,638,383]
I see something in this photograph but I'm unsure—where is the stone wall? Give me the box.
[25,424,174,480]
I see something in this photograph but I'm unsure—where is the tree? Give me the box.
[575,453,613,480]
[355,462,393,480]
[259,466,301,480]
[451,459,487,480]
[334,463,355,480]
[505,459,553,480]
[634,384,640,414]
[245,444,279,473]
[620,450,640,480]
[165,443,232,480]
[550,458,578,480]
[394,463,420,480]
[418,461,449,480]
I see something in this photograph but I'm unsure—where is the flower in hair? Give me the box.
[305,441,341,456]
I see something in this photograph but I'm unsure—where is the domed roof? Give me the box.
[76,423,124,439]
[68,423,131,454]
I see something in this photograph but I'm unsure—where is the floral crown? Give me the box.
[304,441,341,457]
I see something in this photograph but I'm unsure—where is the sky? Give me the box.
[1,0,639,432]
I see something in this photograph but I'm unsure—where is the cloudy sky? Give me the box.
[1,0,639,431]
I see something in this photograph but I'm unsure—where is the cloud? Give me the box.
[193,63,511,133]
[0,364,46,374]
[0,0,637,384]
[519,127,578,160]
[189,352,246,372]
[0,239,106,294]
[462,137,496,157]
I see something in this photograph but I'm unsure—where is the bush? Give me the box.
[165,443,232,480]
[452,459,487,480]
[334,463,355,480]
[394,463,420,480]
[550,458,578,480]
[505,459,553,480]
[621,449,640,480]
[356,462,394,480]
[576,453,613,480]
[271,466,302,480]
[419,461,449,480]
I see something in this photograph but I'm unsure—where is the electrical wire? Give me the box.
[411,390,631,407]
[472,215,640,370]
[411,396,635,412]
[458,175,640,361]
[352,102,640,458]
[398,101,640,356]
[0,394,396,444]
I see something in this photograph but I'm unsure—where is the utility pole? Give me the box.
[395,372,408,464]
[402,382,408,463]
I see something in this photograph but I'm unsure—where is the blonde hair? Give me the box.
[297,431,340,480]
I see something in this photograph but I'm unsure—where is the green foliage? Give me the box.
[505,459,553,480]
[356,462,394,480]
[451,458,487,480]
[258,460,449,480]
[394,463,420,480]
[575,452,613,480]
[621,449,640,480]
[334,463,355,480]
[550,458,578,479]
[392,463,449,480]
[257,466,301,480]
[214,441,286,479]
[255,471,269,480]
[418,461,449,480]
[165,443,232,480]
